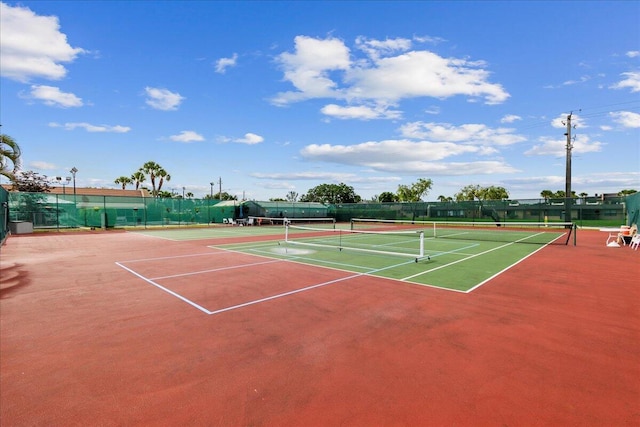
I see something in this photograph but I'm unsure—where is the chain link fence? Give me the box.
[5,192,629,231]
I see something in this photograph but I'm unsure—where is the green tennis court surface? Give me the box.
[217,223,572,292]
[128,218,336,240]
[129,224,290,240]
[131,220,573,292]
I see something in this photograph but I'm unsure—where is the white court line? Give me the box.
[402,241,519,281]
[424,243,480,259]
[121,251,227,264]
[150,258,283,280]
[249,248,372,271]
[116,248,414,316]
[116,261,213,314]
[125,231,179,241]
[216,245,383,276]
[401,233,554,292]
[465,243,551,293]
[207,258,418,315]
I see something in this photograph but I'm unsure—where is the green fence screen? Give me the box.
[0,186,9,246]
[334,197,626,226]
[625,192,640,226]
[6,192,628,230]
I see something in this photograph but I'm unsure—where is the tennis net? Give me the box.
[285,223,427,261]
[351,219,575,245]
[249,216,336,228]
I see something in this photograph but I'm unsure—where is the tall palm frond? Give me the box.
[0,134,22,183]
[157,169,171,193]
[131,171,146,190]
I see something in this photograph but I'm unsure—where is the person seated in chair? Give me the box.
[617,223,638,245]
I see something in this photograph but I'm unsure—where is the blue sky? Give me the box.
[1,1,638,201]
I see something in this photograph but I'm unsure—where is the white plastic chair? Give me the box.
[630,234,640,251]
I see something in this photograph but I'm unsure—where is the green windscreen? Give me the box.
[626,192,640,226]
[0,186,9,246]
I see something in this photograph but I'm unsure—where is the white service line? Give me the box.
[207,257,418,315]
[150,258,283,280]
[116,261,213,314]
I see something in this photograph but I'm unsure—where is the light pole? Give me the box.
[56,176,71,195]
[564,114,573,226]
[209,182,214,224]
[70,167,78,203]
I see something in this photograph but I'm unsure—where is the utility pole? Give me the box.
[219,177,222,200]
[564,113,573,225]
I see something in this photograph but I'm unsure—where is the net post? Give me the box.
[285,223,289,242]
[419,231,424,257]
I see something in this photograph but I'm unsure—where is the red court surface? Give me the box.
[1,229,638,426]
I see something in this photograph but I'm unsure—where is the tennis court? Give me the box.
[127,220,576,303]
[1,223,638,426]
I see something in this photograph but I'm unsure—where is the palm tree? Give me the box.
[540,190,554,202]
[131,171,145,190]
[0,134,22,183]
[286,191,299,202]
[139,161,159,195]
[139,161,170,197]
[156,168,170,194]
[114,176,133,190]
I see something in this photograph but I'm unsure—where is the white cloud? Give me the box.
[271,35,509,115]
[501,114,522,123]
[234,133,264,144]
[504,172,640,197]
[321,103,402,120]
[610,111,640,128]
[49,122,130,132]
[299,139,518,175]
[610,71,640,92]
[0,3,86,82]
[272,35,351,105]
[626,51,640,58]
[355,36,412,60]
[258,181,297,191]
[550,113,587,129]
[251,171,400,184]
[144,87,185,110]
[347,51,508,104]
[525,134,604,157]
[29,161,56,170]
[252,171,357,180]
[562,75,591,86]
[169,130,205,142]
[424,106,441,115]
[399,121,526,146]
[302,140,477,162]
[28,85,83,107]
[413,35,446,45]
[215,53,238,74]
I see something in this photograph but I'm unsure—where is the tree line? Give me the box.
[271,181,636,204]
